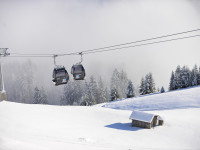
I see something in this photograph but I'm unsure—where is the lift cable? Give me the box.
[7,28,200,58]
[83,34,200,55]
[67,28,200,55]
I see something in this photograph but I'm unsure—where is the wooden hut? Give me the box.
[129,110,163,129]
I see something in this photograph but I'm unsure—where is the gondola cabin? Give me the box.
[52,66,69,86]
[71,64,85,80]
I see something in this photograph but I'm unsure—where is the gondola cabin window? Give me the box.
[56,70,66,77]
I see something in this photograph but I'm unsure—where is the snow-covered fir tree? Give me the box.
[81,77,98,106]
[126,80,135,98]
[119,70,129,98]
[174,65,181,89]
[179,66,190,88]
[88,76,98,104]
[198,67,200,85]
[73,80,83,105]
[62,81,74,105]
[110,69,129,99]
[110,69,120,98]
[190,65,198,86]
[81,91,93,106]
[140,73,156,95]
[169,65,200,91]
[97,77,108,103]
[169,71,176,91]
[110,88,119,101]
[145,73,156,94]
[62,80,76,105]
[160,86,165,93]
[139,77,145,95]
[33,87,40,104]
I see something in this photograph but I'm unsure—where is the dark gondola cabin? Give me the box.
[71,64,85,80]
[52,66,69,86]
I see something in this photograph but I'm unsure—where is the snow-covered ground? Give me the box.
[103,86,200,111]
[0,87,200,150]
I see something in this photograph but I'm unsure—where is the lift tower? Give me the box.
[0,48,10,101]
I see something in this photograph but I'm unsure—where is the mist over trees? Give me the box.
[4,60,36,103]
[33,87,48,104]
[6,60,195,106]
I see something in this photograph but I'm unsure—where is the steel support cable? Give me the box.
[82,34,200,55]
[8,34,200,57]
[8,55,53,58]
[74,28,200,55]
[7,28,200,57]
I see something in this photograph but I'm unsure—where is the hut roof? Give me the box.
[129,110,155,123]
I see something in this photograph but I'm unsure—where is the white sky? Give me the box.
[0,0,200,90]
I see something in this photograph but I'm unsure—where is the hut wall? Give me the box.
[158,120,164,125]
[132,120,151,129]
[152,116,158,126]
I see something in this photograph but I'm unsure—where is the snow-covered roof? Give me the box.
[129,110,156,123]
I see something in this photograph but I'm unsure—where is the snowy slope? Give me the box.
[103,86,200,111]
[0,87,200,150]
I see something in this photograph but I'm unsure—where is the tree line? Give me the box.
[169,65,200,91]
[4,61,153,105]
[5,60,199,106]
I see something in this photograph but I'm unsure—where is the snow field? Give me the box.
[0,99,200,150]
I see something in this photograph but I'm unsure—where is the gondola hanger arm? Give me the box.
[79,52,83,64]
[53,54,58,66]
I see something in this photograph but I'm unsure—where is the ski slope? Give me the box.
[103,86,200,111]
[0,87,200,150]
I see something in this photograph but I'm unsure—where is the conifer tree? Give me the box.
[110,88,119,101]
[169,71,175,91]
[33,87,40,104]
[148,73,156,93]
[98,77,108,103]
[139,77,145,95]
[88,76,98,104]
[174,65,181,89]
[119,70,129,98]
[33,87,48,104]
[110,69,129,99]
[62,81,75,105]
[139,73,156,95]
[126,80,135,98]
[160,86,165,93]
[191,65,198,86]
[179,66,190,88]
[198,67,200,85]
[144,73,156,94]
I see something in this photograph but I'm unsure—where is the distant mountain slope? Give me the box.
[103,86,200,111]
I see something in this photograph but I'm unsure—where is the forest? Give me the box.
[2,60,200,106]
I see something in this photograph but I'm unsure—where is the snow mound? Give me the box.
[103,86,200,111]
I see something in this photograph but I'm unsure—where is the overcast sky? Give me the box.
[0,0,200,90]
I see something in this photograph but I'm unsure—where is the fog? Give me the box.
[0,0,200,90]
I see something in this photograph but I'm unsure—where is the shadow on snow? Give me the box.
[105,123,143,131]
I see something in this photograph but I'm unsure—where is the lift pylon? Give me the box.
[0,48,10,101]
